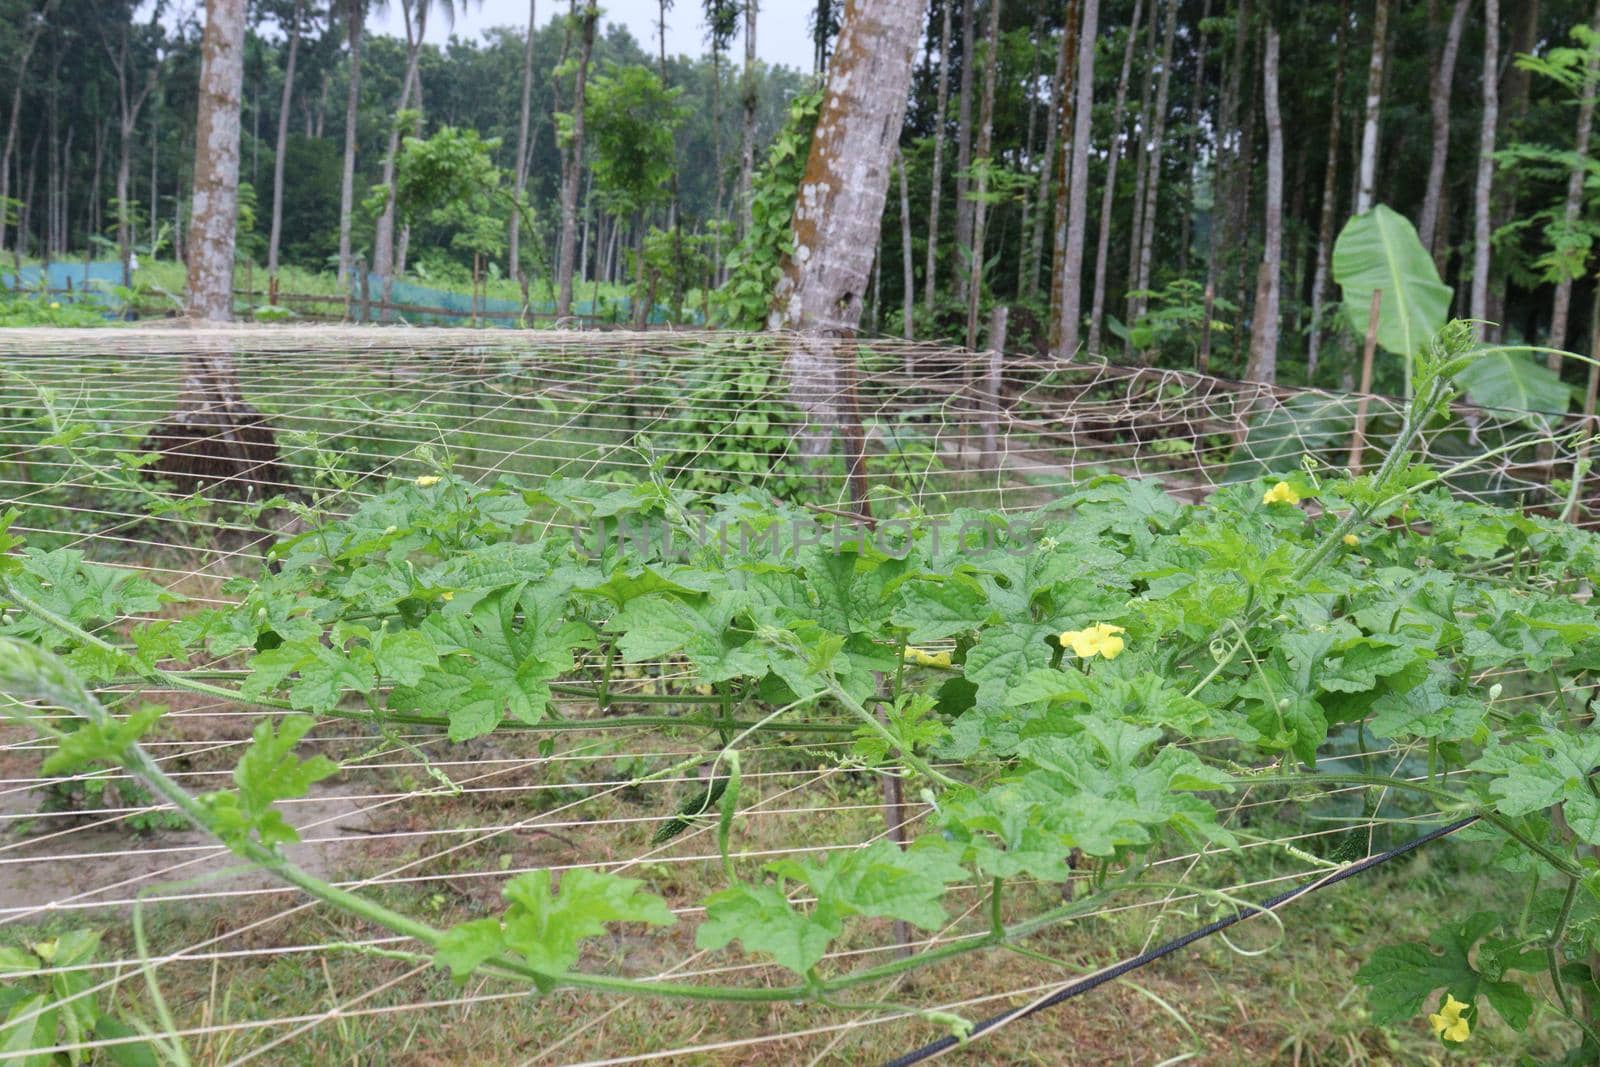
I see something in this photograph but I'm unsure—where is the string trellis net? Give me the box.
[0,327,1594,1065]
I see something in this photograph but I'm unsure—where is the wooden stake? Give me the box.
[1347,288,1382,474]
[1566,312,1600,523]
[984,306,1008,467]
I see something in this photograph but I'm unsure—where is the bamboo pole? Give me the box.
[1347,289,1382,474]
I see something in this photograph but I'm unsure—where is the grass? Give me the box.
[5,726,1578,1067]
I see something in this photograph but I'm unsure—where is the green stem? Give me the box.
[1548,876,1581,1025]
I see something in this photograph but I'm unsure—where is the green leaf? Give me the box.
[768,840,967,932]
[500,868,674,978]
[963,623,1059,707]
[434,918,507,983]
[40,704,166,776]
[1471,728,1600,843]
[1455,349,1572,422]
[391,584,593,740]
[890,575,991,642]
[1355,913,1533,1031]
[199,716,338,849]
[1332,205,1453,360]
[695,882,841,975]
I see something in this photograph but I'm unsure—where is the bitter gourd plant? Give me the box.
[1,321,1598,1056]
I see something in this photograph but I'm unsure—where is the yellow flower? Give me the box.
[1059,623,1126,661]
[904,647,952,669]
[48,301,60,310]
[415,475,441,488]
[440,590,455,602]
[1428,994,1471,1043]
[1342,533,1359,547]
[1262,481,1301,506]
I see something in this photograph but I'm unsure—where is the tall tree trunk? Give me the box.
[372,0,426,308]
[1176,0,1211,279]
[556,1,598,320]
[1470,0,1498,335]
[898,146,914,339]
[738,0,759,237]
[1053,0,1098,356]
[1086,0,1141,355]
[337,0,363,285]
[1246,23,1282,384]
[659,0,687,317]
[1549,0,1600,363]
[188,0,248,321]
[1128,0,1177,333]
[1306,0,1349,382]
[1418,0,1471,252]
[0,11,47,259]
[953,0,976,302]
[771,0,923,466]
[1013,13,1042,298]
[508,0,536,277]
[1205,0,1247,311]
[106,24,159,289]
[1043,0,1081,350]
[1123,6,1159,334]
[267,0,304,284]
[770,0,923,333]
[1023,10,1068,299]
[923,0,952,311]
[964,0,1002,350]
[1355,0,1390,215]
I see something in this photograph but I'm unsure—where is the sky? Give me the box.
[371,1,815,72]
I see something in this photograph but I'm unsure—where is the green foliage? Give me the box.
[584,65,688,220]
[389,126,519,263]
[1332,206,1454,383]
[1109,278,1237,365]
[198,716,339,850]
[0,929,160,1067]
[712,89,823,329]
[1356,913,1535,1032]
[4,328,1600,1056]
[436,869,674,987]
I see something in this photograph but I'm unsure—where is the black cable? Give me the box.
[883,813,1481,1067]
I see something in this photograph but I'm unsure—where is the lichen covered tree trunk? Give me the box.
[187,0,247,322]
[769,0,924,447]
[1245,23,1282,384]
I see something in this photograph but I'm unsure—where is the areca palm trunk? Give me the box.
[336,0,363,286]
[1417,0,1471,255]
[1086,0,1140,355]
[1306,0,1348,382]
[1245,23,1282,384]
[1355,0,1390,215]
[923,0,952,312]
[963,0,1001,351]
[1470,0,1498,336]
[1055,0,1099,358]
[555,1,597,320]
[266,0,304,289]
[508,0,536,278]
[1548,0,1600,364]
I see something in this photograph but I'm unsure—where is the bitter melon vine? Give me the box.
[1,323,1598,1055]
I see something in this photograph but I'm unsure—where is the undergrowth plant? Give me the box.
[1,321,1598,1058]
